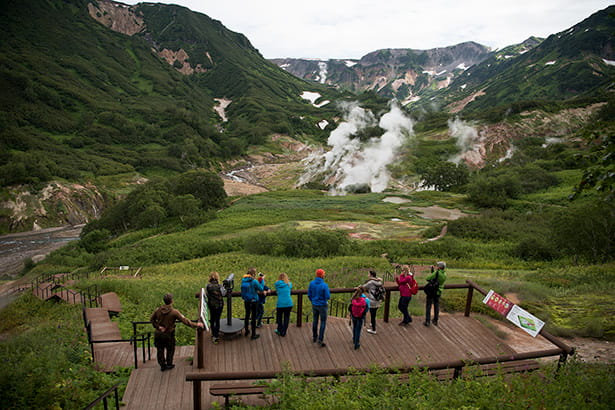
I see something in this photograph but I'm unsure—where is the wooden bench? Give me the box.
[210,382,269,407]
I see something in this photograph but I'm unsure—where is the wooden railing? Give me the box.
[188,279,574,410]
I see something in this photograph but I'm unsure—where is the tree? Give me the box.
[420,161,469,192]
[466,175,521,209]
[170,171,227,210]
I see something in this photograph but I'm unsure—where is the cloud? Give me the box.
[122,0,613,59]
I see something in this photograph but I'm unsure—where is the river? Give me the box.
[0,225,83,279]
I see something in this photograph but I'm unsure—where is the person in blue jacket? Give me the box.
[241,267,264,340]
[308,268,330,347]
[274,272,293,337]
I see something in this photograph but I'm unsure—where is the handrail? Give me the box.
[84,382,121,410]
[88,333,150,369]
[186,347,565,382]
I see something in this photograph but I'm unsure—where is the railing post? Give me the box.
[297,293,303,327]
[464,285,474,317]
[133,336,138,369]
[383,290,391,323]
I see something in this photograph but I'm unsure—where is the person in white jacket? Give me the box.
[363,270,384,334]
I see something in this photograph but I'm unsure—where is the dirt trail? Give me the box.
[483,316,615,364]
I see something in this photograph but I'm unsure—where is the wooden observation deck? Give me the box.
[120,281,573,409]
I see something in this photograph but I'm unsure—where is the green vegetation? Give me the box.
[0,0,345,189]
[263,362,614,409]
[0,295,129,409]
[3,160,615,407]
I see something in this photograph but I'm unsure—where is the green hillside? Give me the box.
[0,0,343,187]
[411,6,615,115]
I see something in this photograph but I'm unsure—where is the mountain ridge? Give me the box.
[271,5,615,110]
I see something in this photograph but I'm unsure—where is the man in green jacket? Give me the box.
[424,261,447,327]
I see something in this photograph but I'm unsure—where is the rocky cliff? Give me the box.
[271,42,492,103]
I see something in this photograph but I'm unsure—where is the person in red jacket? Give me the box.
[151,293,204,371]
[395,265,415,326]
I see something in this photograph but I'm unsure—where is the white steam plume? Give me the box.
[448,117,482,165]
[299,101,414,195]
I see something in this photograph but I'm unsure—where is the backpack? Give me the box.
[408,277,419,296]
[206,283,224,309]
[423,272,439,298]
[350,297,367,318]
[241,278,253,301]
[373,284,385,301]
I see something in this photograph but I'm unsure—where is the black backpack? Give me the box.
[423,272,440,298]
[207,283,224,309]
[373,284,385,301]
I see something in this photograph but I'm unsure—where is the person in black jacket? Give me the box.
[206,272,226,344]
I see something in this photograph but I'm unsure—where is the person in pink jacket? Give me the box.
[395,265,415,326]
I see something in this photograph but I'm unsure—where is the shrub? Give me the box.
[244,229,350,258]
[513,235,558,261]
[466,174,521,209]
[80,228,111,253]
[550,200,615,263]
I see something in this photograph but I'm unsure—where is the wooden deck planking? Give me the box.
[196,314,518,373]
[123,313,552,409]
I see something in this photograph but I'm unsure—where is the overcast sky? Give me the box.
[122,0,613,59]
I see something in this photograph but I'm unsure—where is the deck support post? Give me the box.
[192,380,202,410]
[453,366,462,379]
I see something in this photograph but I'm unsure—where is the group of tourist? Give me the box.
[150,262,447,370]
[348,262,447,350]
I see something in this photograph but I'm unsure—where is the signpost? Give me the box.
[505,304,545,337]
[199,288,210,332]
[482,290,514,316]
[482,289,544,337]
